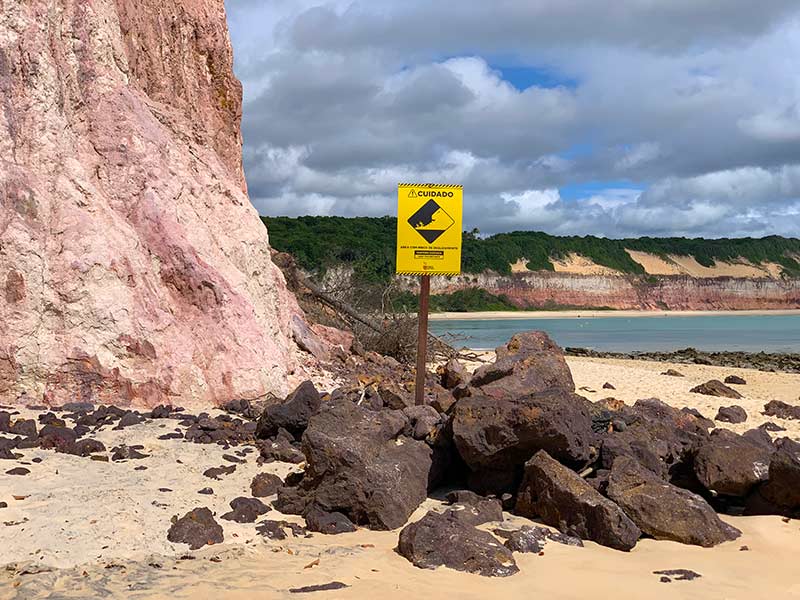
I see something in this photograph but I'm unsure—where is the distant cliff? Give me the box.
[429,272,800,311]
[264,216,800,311]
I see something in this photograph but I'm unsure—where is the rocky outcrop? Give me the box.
[0,0,325,407]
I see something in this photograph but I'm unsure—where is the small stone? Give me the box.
[690,380,742,399]
[661,369,684,377]
[6,467,30,476]
[714,405,748,424]
[198,488,214,495]
[602,382,616,390]
[255,520,288,540]
[724,375,746,385]
[304,507,357,534]
[167,508,223,550]
[221,497,270,523]
[251,473,283,498]
[203,465,236,480]
[289,582,349,594]
[653,569,702,581]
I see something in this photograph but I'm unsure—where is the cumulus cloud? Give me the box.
[225,0,800,238]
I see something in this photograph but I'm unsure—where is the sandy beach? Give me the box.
[2,357,799,599]
[431,309,800,320]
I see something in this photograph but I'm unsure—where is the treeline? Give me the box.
[263,216,800,280]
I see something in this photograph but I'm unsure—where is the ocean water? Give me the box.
[429,314,800,353]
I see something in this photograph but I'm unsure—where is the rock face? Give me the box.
[471,332,575,399]
[430,271,800,311]
[282,400,432,530]
[0,0,323,407]
[607,457,741,547]
[515,451,641,551]
[452,389,595,474]
[693,430,771,497]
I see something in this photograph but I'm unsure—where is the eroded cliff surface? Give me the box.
[0,0,319,407]
[432,272,800,311]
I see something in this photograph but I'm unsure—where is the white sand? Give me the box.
[2,360,800,598]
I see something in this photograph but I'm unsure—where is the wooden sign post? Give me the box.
[396,184,463,405]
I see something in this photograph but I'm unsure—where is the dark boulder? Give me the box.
[255,520,289,540]
[760,438,800,510]
[397,510,518,577]
[515,451,641,551]
[452,388,596,477]
[290,400,431,530]
[257,438,306,464]
[742,427,775,451]
[114,411,145,429]
[471,332,574,400]
[256,380,321,440]
[402,405,441,441]
[760,421,787,432]
[714,405,747,424]
[443,490,503,527]
[304,506,357,534]
[661,369,684,377]
[493,525,583,553]
[72,439,107,457]
[167,508,224,550]
[599,398,710,482]
[690,380,742,399]
[203,465,236,480]
[111,445,148,461]
[289,582,349,594]
[0,411,11,432]
[724,375,747,385]
[763,400,800,421]
[377,382,413,410]
[221,497,270,523]
[9,419,37,437]
[38,426,78,452]
[608,456,741,547]
[251,473,284,498]
[693,429,772,498]
[439,358,470,390]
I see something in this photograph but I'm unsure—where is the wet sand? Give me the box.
[2,359,799,599]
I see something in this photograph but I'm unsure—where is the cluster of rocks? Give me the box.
[182,330,795,577]
[566,347,800,374]
[0,404,171,462]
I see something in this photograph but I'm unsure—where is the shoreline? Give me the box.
[430,309,800,321]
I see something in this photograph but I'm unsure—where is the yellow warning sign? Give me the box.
[396,183,463,275]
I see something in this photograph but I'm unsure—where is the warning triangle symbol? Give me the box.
[408,189,417,198]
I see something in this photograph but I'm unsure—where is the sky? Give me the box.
[224,1,800,238]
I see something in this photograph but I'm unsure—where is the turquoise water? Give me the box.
[429,314,800,353]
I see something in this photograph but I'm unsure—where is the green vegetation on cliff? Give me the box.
[263,216,800,280]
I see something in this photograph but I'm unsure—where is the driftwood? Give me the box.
[272,251,487,365]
